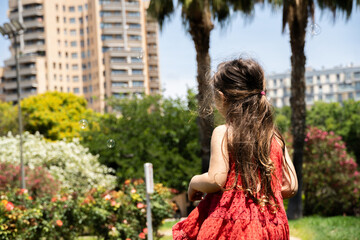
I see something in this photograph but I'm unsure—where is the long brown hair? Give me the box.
[211,57,285,206]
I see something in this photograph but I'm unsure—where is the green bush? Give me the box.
[0,180,174,240]
[0,162,60,198]
[0,132,116,194]
[302,127,360,216]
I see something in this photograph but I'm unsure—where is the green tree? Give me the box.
[21,91,98,140]
[268,0,357,219]
[0,101,18,135]
[275,105,291,133]
[148,0,255,173]
[307,100,360,165]
[81,92,201,192]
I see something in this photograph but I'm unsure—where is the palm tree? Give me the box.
[268,0,357,219]
[148,0,255,173]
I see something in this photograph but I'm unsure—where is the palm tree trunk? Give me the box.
[189,3,214,173]
[287,14,308,220]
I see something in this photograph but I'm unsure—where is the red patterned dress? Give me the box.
[172,139,289,240]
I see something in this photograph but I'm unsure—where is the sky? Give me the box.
[1,1,359,98]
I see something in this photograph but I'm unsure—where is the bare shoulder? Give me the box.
[212,125,227,138]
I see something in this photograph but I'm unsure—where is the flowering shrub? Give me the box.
[0,162,60,198]
[0,179,174,240]
[0,132,116,193]
[302,127,360,216]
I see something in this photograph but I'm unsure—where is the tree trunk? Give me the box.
[188,2,214,173]
[286,5,308,220]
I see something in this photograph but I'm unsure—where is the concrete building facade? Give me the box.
[2,0,160,112]
[266,65,360,108]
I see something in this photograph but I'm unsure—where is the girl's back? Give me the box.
[173,136,289,240]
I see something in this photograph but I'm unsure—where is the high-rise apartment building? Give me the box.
[266,65,360,108]
[2,0,160,112]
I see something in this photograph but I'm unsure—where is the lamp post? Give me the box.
[0,20,26,189]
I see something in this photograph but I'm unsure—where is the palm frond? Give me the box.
[317,0,353,20]
[147,0,175,30]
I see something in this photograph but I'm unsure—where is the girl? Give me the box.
[173,58,298,240]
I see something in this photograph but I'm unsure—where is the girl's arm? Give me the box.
[281,146,298,199]
[188,125,229,201]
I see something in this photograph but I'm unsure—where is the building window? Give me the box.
[337,94,342,102]
[79,17,83,24]
[56,16,59,23]
[112,69,127,75]
[69,6,75,12]
[349,92,354,99]
[71,41,77,47]
[78,5,83,12]
[63,5,66,11]
[356,82,360,90]
[133,81,144,87]
[81,51,86,58]
[70,29,76,35]
[132,69,143,75]
[70,18,76,24]
[73,76,79,82]
[89,85,92,92]
[83,75,87,81]
[110,57,126,64]
[71,53,78,59]
[354,72,360,79]
[129,23,141,29]
[72,64,78,70]
[127,11,140,17]
[112,82,128,87]
[73,87,80,93]
[129,35,141,41]
[306,76,312,84]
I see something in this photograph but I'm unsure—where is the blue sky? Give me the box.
[1,1,359,98]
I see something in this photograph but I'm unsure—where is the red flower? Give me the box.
[143,228,148,234]
[51,197,57,202]
[137,203,145,209]
[5,202,14,211]
[19,188,28,195]
[56,220,63,227]
[28,196,33,200]
[111,200,116,206]
[124,179,131,185]
[126,238,131,240]
[61,196,67,201]
[139,232,145,239]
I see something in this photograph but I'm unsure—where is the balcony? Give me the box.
[147,47,157,54]
[101,2,122,11]
[9,0,43,9]
[125,2,140,11]
[102,27,123,35]
[148,69,158,76]
[125,16,141,23]
[24,19,44,28]
[149,81,160,88]
[4,67,37,79]
[127,28,141,35]
[148,58,158,65]
[146,35,157,44]
[146,24,157,32]
[4,79,37,90]
[102,39,125,47]
[5,55,39,66]
[5,90,36,102]
[10,6,44,18]
[24,32,45,41]
[102,15,123,23]
[111,75,144,81]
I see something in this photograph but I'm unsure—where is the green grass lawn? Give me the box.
[156,216,360,240]
[288,216,360,240]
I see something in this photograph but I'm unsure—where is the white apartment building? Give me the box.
[266,65,360,108]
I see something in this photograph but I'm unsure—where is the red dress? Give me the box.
[172,139,289,240]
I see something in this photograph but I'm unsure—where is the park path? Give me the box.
[159,229,302,240]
